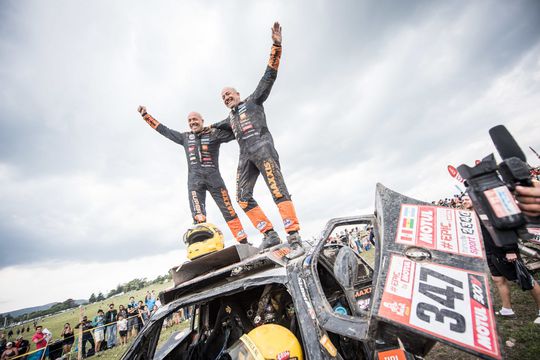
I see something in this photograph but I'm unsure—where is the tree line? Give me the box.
[1,273,171,326]
[87,273,171,303]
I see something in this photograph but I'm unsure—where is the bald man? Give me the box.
[211,22,303,255]
[137,106,248,243]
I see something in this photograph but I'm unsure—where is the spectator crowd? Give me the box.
[0,289,192,359]
[327,226,374,254]
[431,193,467,209]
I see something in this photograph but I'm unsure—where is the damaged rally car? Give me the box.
[123,184,502,360]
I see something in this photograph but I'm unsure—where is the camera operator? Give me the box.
[462,195,540,323]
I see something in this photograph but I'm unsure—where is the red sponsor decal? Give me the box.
[471,301,496,352]
[401,260,412,283]
[447,165,464,182]
[399,229,413,243]
[448,165,458,177]
[417,206,435,248]
[276,351,290,360]
[378,349,407,360]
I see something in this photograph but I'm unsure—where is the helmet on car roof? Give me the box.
[183,223,224,260]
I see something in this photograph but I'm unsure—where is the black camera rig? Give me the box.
[458,125,538,248]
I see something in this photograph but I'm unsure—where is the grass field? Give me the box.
[4,280,175,359]
[74,320,190,360]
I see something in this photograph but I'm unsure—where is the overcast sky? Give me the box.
[1,0,539,314]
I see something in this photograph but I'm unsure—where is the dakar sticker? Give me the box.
[378,255,500,359]
[396,204,483,258]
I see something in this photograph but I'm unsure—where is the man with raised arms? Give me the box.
[211,22,303,254]
[137,107,248,244]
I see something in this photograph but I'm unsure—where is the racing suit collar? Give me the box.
[232,100,246,113]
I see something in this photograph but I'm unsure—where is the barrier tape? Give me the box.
[7,313,145,360]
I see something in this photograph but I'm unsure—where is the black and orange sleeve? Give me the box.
[251,44,282,105]
[142,113,160,130]
[268,44,282,71]
[142,113,184,146]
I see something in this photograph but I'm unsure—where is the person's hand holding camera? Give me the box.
[516,181,540,217]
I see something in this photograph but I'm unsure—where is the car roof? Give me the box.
[160,244,293,306]
[152,266,288,322]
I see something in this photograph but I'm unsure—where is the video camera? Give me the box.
[457,125,538,248]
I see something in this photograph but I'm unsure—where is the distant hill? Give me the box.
[1,299,87,318]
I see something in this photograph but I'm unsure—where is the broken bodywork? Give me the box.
[123,184,501,360]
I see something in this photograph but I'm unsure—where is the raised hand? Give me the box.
[271,22,282,45]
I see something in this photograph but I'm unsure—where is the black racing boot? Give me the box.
[239,238,252,246]
[260,229,281,249]
[286,231,305,259]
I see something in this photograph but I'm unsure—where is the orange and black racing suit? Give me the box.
[141,113,247,242]
[213,44,300,235]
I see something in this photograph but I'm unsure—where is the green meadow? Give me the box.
[4,280,188,359]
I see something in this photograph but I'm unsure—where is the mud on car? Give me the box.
[123,185,502,360]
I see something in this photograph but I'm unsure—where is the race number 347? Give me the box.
[381,256,500,358]
[416,267,466,333]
